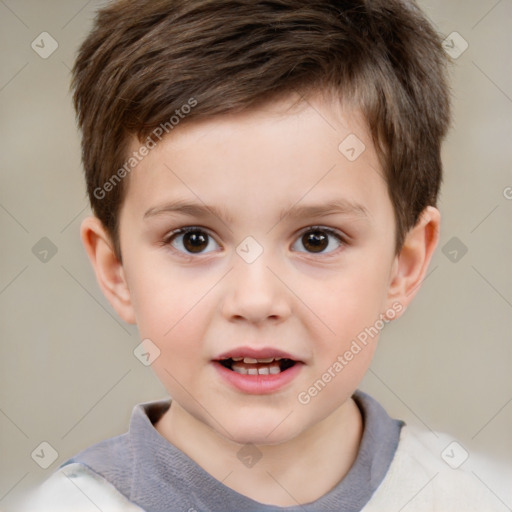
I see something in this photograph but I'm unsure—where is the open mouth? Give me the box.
[217,357,297,375]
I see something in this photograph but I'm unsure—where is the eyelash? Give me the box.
[302,227,346,256]
[161,225,347,259]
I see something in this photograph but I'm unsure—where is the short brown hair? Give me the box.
[72,0,451,260]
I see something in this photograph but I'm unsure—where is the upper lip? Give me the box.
[214,346,303,362]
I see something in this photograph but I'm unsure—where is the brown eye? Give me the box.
[302,230,328,253]
[182,230,208,253]
[166,227,219,255]
[293,227,344,255]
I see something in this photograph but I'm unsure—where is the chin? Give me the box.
[220,414,305,447]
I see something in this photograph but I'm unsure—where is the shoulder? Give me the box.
[363,424,512,511]
[11,462,144,512]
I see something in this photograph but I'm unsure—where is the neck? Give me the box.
[155,398,363,507]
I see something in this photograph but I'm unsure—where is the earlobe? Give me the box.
[80,216,136,324]
[385,206,441,317]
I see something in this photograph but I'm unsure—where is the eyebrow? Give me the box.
[278,200,369,222]
[143,198,370,224]
[144,200,235,223]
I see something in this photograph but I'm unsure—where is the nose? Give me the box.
[220,252,292,325]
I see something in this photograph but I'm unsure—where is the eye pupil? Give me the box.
[303,230,328,253]
[184,231,208,253]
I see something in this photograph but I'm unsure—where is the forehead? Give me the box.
[120,93,391,229]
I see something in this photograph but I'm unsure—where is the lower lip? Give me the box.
[213,361,303,394]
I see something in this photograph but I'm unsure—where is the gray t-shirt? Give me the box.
[61,390,403,511]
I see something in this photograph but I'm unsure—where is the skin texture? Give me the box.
[81,92,440,506]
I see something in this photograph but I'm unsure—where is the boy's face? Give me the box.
[102,93,420,444]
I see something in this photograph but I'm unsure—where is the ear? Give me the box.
[80,216,136,324]
[384,206,441,318]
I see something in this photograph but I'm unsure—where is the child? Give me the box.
[16,0,508,510]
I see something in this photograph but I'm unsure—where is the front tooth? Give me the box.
[243,357,258,364]
[258,367,270,375]
[232,364,248,375]
[256,357,274,363]
[269,364,281,374]
[247,367,258,375]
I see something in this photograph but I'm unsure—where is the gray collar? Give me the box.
[64,390,403,511]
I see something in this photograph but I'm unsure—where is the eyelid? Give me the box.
[162,225,222,259]
[163,225,218,243]
[292,225,347,256]
[162,224,348,258]
[296,225,346,241]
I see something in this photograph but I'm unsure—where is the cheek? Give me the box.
[127,254,212,339]
[304,262,391,342]
[138,294,210,391]
[137,295,209,359]
[128,265,222,382]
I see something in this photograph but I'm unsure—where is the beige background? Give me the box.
[1,0,511,509]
